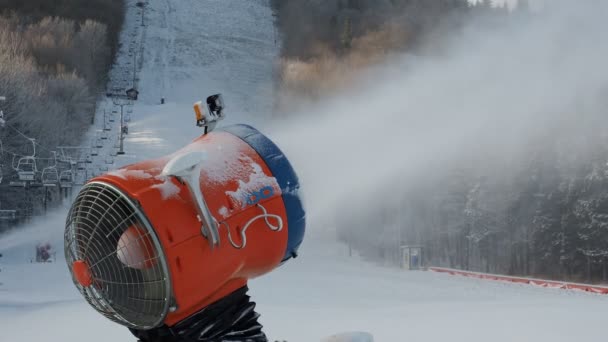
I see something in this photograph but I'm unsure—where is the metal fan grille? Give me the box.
[65,181,171,329]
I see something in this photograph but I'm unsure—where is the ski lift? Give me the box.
[41,152,59,186]
[59,170,73,188]
[9,173,26,187]
[13,138,38,181]
[126,88,139,100]
[0,199,16,220]
[73,171,86,186]
[57,149,70,164]
[0,96,5,127]
[29,178,43,188]
[0,209,16,220]
[15,157,37,181]
[42,168,59,186]
[0,139,3,184]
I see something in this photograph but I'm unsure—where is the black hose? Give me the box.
[131,286,267,342]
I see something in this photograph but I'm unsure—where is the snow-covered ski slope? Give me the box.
[1,1,607,341]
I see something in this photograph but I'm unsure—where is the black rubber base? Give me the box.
[131,286,267,342]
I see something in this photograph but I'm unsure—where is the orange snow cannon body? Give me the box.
[64,124,305,331]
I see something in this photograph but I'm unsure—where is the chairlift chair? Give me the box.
[59,170,73,188]
[9,181,26,188]
[73,171,86,186]
[42,167,59,187]
[94,135,103,148]
[15,157,37,181]
[8,173,25,187]
[57,150,69,164]
[0,209,16,220]
[13,138,38,182]
[29,176,44,188]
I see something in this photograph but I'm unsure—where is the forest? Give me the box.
[271,0,518,106]
[272,0,608,283]
[0,0,124,221]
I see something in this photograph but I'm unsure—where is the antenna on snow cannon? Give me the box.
[64,94,305,341]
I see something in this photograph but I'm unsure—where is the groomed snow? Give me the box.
[1,1,607,341]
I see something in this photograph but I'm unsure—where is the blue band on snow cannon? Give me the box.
[219,124,306,262]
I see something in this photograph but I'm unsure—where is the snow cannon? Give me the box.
[64,95,305,340]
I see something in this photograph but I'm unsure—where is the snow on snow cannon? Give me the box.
[64,95,305,341]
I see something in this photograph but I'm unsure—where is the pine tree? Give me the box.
[340,16,353,51]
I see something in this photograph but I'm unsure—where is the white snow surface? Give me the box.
[1,1,607,341]
[150,178,181,200]
[225,159,280,209]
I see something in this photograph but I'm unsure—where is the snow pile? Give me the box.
[194,143,249,185]
[150,178,181,200]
